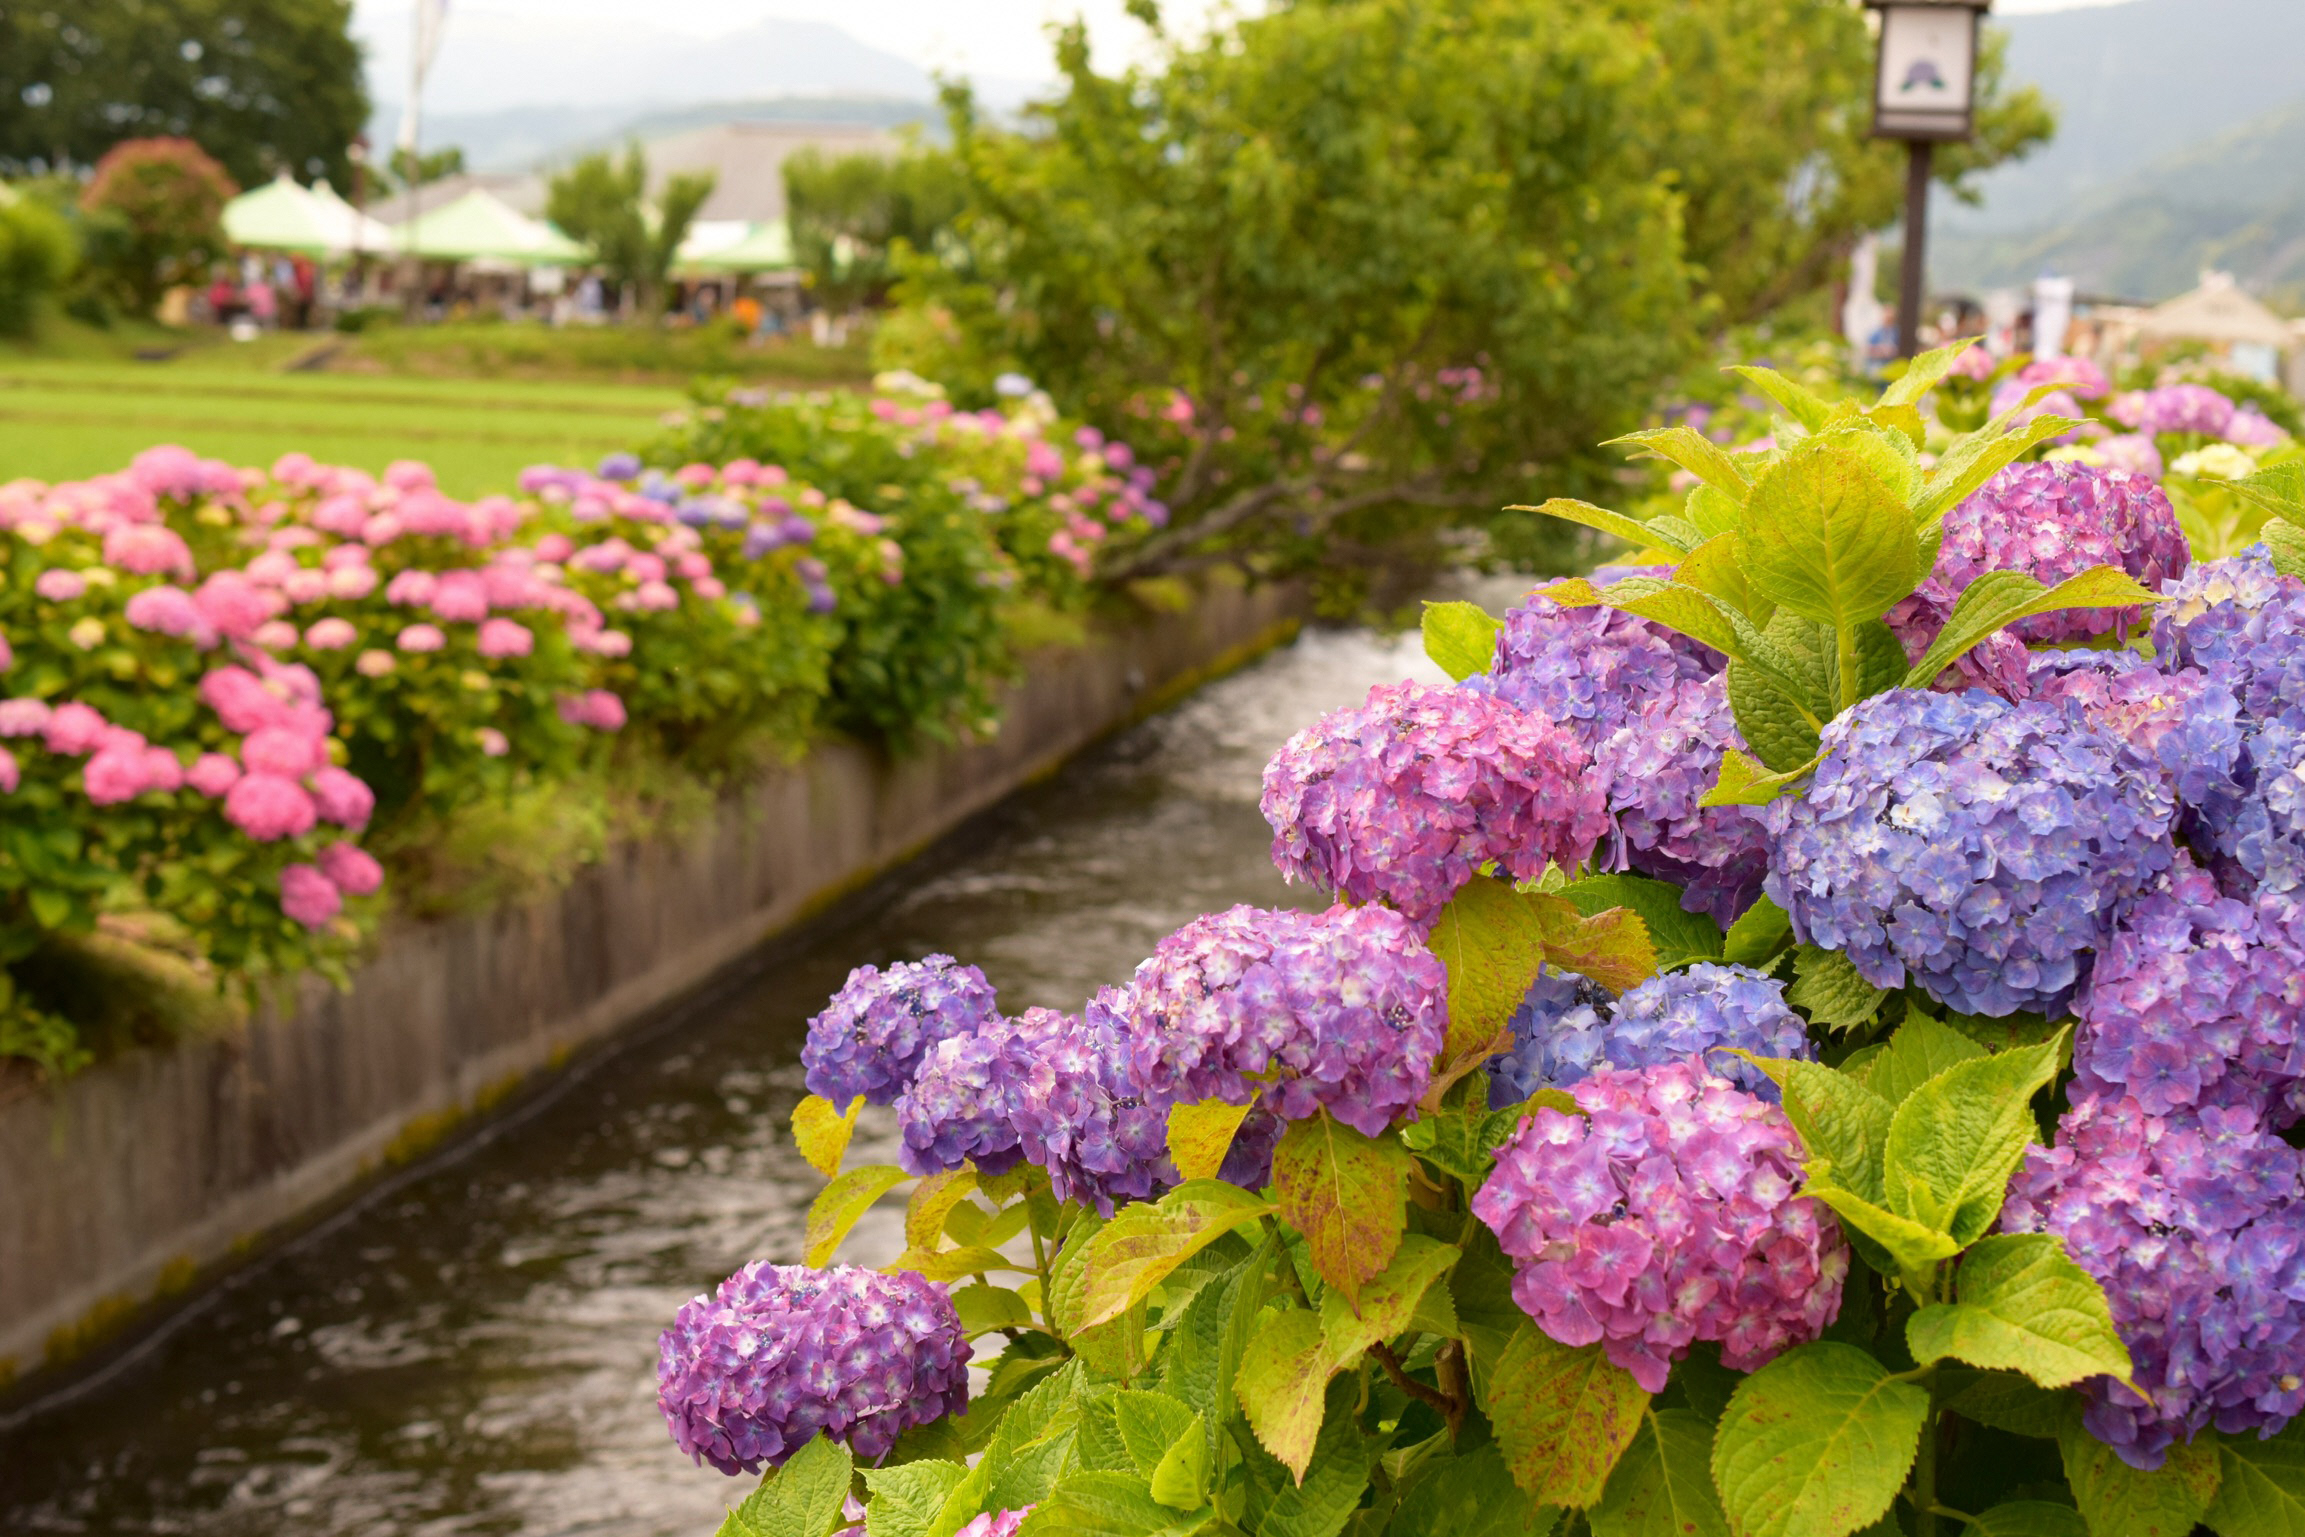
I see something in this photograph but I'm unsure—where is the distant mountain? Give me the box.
[1932,95,2305,306]
[373,96,940,175]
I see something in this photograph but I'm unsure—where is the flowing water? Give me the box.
[0,602,1517,1536]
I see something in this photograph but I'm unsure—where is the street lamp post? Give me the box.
[1865,0,1988,358]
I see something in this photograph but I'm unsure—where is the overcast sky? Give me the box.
[353,0,2146,102]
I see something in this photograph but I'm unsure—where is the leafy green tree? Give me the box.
[1617,0,2054,324]
[783,144,966,312]
[0,0,367,189]
[387,144,466,192]
[884,0,1696,580]
[546,146,717,317]
[78,137,237,318]
[0,190,77,336]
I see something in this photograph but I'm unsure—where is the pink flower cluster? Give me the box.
[1472,1058,1849,1392]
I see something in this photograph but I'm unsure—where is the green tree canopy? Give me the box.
[0,0,367,189]
[546,145,717,317]
[79,137,237,317]
[884,0,1697,579]
[783,144,966,312]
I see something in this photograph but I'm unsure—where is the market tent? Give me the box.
[2137,271,2295,349]
[391,188,584,265]
[223,173,395,256]
[674,219,794,275]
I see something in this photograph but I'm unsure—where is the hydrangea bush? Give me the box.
[662,345,2305,1537]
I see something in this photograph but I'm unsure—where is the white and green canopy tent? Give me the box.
[390,187,584,267]
[222,172,394,257]
[673,219,796,276]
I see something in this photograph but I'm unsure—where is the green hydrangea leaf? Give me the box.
[2059,1412,2221,1537]
[863,1461,968,1537]
[1737,1055,1894,1203]
[1903,566,2164,689]
[804,1163,908,1266]
[1710,1342,1928,1537]
[1604,427,1756,504]
[1936,1367,2070,1440]
[1421,600,1504,681]
[2207,1417,2305,1536]
[1426,876,1556,1072]
[1486,1323,1649,1508]
[791,1093,863,1179]
[1558,873,1724,971]
[1858,1012,1989,1106]
[1155,1235,1274,1467]
[1236,1308,1332,1480]
[1966,1503,2087,1537]
[1785,945,1887,1032]
[723,1433,854,1537]
[1883,1029,2068,1246]
[1272,1113,1410,1304]
[1318,1233,1460,1364]
[1590,1408,1730,1537]
[1727,659,1825,772]
[1390,1440,1556,1537]
[1906,1233,2136,1390]
[1723,896,1794,969]
[1738,443,1920,635]
[1015,1470,1206,1536]
[1699,748,1821,809]
[1513,498,1695,555]
[1078,1180,1274,1330]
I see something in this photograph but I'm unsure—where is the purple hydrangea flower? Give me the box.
[1471,1058,1848,1392]
[894,1007,1076,1177]
[1764,688,2177,1017]
[2022,649,2247,813]
[1470,591,1767,925]
[1007,989,1176,1214]
[1120,904,1448,1137]
[803,956,1000,1107]
[1885,463,2187,694]
[2111,383,2238,438]
[954,1512,1033,1537]
[1261,679,1608,923]
[1490,963,1812,1107]
[2002,1093,2305,1469]
[2073,853,2305,1126]
[657,1262,970,1474]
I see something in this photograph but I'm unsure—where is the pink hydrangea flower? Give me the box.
[318,842,384,897]
[200,667,286,733]
[476,726,509,757]
[327,564,379,600]
[124,584,211,641]
[310,766,375,829]
[251,619,300,651]
[305,618,357,650]
[103,523,195,577]
[355,649,397,677]
[195,571,283,639]
[430,570,490,622]
[0,746,16,794]
[385,569,438,606]
[82,747,151,805]
[281,568,329,605]
[558,690,626,731]
[35,569,87,602]
[187,752,242,796]
[242,725,326,779]
[0,698,53,737]
[476,618,533,658]
[43,701,108,754]
[224,773,318,840]
[0,632,9,673]
[278,864,342,928]
[397,623,446,653]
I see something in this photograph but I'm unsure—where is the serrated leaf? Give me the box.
[1883,1029,2068,1246]
[1731,365,1836,432]
[1606,427,1755,503]
[1739,444,1920,637]
[1016,1470,1204,1537]
[1723,896,1793,968]
[1400,1072,1506,1188]
[1148,1424,1209,1511]
[1699,748,1820,809]
[1156,1235,1270,1466]
[1906,1233,2135,1389]
[1918,393,2089,524]
[950,1283,1037,1339]
[1514,499,1694,556]
[1487,1323,1649,1508]
[1802,1181,1961,1288]
[1257,1379,1377,1537]
[908,1170,980,1251]
[1392,1440,1554,1537]
[1590,1409,1730,1537]
[1686,484,1744,540]
[792,1094,863,1179]
[1904,566,2165,688]
[1786,945,1887,1030]
[1968,1503,2087,1537]
[1559,874,1724,971]
[726,1434,854,1537]
[805,1163,908,1266]
[2228,461,2305,526]
[2262,520,2305,581]
[1422,601,1504,682]
[1079,1181,1274,1330]
[1319,1234,1459,1363]
[1450,1227,1531,1391]
[887,1244,1023,1283]
[2060,1413,2221,1537]
[1936,1368,2071,1439]
[1237,1308,1332,1480]
[1727,660,1823,772]
[1861,1013,1988,1106]
[1114,1390,1200,1477]
[1711,1342,1927,1537]
[864,1461,968,1537]
[1675,531,1754,615]
[1528,895,1658,995]
[2208,1418,2305,1537]
[1847,619,1909,702]
[1167,1098,1254,1183]
[1739,1056,1894,1202]
[1878,337,1982,409]
[1426,876,1555,1072]
[1273,1113,1409,1304]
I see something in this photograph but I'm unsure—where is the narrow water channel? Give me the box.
[0,607,1503,1536]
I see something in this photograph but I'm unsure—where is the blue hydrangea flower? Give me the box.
[1764,688,2177,1017]
[803,956,1001,1107]
[2003,1094,2305,1469]
[1007,990,1176,1214]
[657,1262,970,1474]
[1120,904,1448,1137]
[1486,968,1609,1108]
[2022,649,2247,814]
[1470,590,1767,925]
[1486,963,1808,1107]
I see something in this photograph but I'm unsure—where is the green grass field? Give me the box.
[0,319,877,497]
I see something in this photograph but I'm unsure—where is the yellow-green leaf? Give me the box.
[1077,1180,1273,1330]
[1739,442,1919,633]
[1486,1323,1650,1508]
[1422,600,1504,681]
[1235,1308,1332,1481]
[907,1169,980,1252]
[1906,1233,2135,1390]
[2060,1412,2221,1537]
[804,1163,907,1266]
[1272,1113,1410,1305]
[1319,1234,1460,1362]
[1166,1099,1254,1183]
[1711,1342,1928,1537]
[792,1094,862,1179]
[1425,876,1555,1073]
[1884,1028,2069,1247]
[885,1244,1021,1282]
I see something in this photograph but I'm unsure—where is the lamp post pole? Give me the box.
[1865,0,1988,358]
